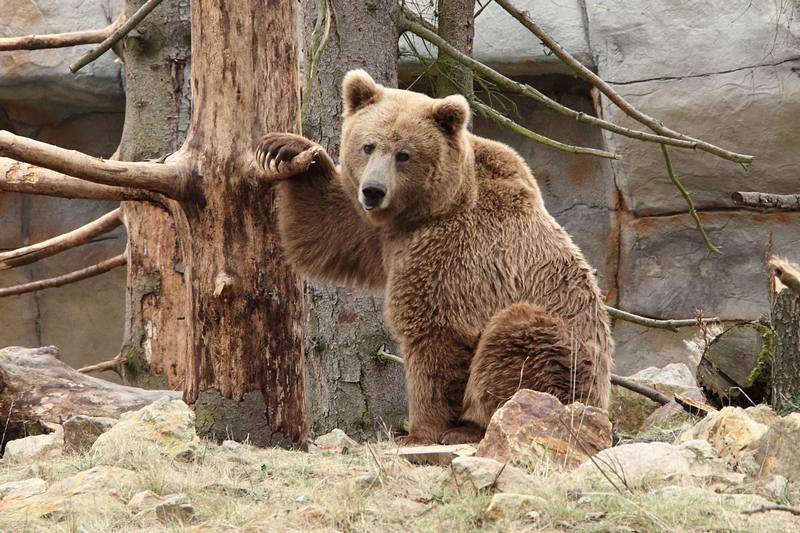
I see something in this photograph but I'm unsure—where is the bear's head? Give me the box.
[339,69,476,229]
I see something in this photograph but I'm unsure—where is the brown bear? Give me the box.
[256,70,613,445]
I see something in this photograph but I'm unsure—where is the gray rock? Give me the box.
[762,475,790,502]
[448,456,535,493]
[618,212,800,320]
[312,428,360,453]
[0,0,124,108]
[128,491,194,523]
[585,0,800,83]
[486,493,548,521]
[2,427,63,463]
[0,478,47,500]
[754,413,800,481]
[63,415,117,452]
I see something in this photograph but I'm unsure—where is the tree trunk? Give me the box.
[171,0,306,446]
[435,0,476,97]
[116,0,191,391]
[771,289,800,411]
[301,0,406,439]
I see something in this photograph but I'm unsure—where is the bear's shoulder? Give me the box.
[470,134,536,186]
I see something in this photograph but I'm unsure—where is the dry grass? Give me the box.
[1,436,799,532]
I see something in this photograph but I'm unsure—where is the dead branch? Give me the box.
[742,504,800,517]
[0,253,126,297]
[0,208,122,271]
[732,192,800,211]
[609,374,671,405]
[606,305,720,332]
[0,16,121,51]
[661,144,720,254]
[493,0,753,165]
[70,0,165,73]
[0,157,152,201]
[401,12,714,153]
[0,131,187,198]
[770,256,800,296]
[77,354,129,374]
[471,99,620,159]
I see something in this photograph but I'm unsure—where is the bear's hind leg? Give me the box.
[462,302,595,428]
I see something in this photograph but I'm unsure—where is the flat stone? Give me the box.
[477,390,611,469]
[0,478,47,500]
[486,493,549,521]
[63,415,117,452]
[448,456,535,493]
[91,397,201,460]
[392,444,477,466]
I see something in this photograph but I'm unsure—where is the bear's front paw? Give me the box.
[439,424,484,445]
[256,133,323,181]
[393,433,438,446]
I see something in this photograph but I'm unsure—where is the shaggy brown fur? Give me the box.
[256,70,613,445]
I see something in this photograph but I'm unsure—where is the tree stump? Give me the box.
[771,289,800,411]
[697,322,770,406]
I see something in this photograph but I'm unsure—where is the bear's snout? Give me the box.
[360,182,387,210]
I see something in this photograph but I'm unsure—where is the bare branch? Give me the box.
[0,253,126,298]
[0,16,120,51]
[0,131,187,198]
[77,354,128,374]
[0,208,122,271]
[493,0,753,165]
[70,0,165,73]
[606,305,721,332]
[661,144,720,254]
[401,14,706,151]
[471,99,620,159]
[732,192,800,211]
[610,374,671,405]
[742,504,800,517]
[0,157,152,200]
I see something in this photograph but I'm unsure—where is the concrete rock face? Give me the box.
[477,390,611,469]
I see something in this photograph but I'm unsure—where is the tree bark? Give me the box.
[435,0,476,97]
[301,0,407,438]
[771,289,800,411]
[115,0,191,392]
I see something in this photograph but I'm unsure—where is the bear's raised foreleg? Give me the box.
[256,133,386,290]
[461,302,598,428]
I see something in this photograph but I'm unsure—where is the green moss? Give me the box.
[748,323,774,402]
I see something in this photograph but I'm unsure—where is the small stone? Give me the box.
[762,475,789,502]
[477,390,611,469]
[221,440,244,451]
[486,493,548,520]
[392,444,477,466]
[296,494,312,503]
[128,490,165,513]
[0,478,47,500]
[312,429,359,453]
[448,456,534,493]
[353,472,379,489]
[2,427,63,463]
[153,494,194,523]
[63,415,117,452]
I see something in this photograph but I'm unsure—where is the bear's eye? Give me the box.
[363,143,375,155]
[395,151,410,163]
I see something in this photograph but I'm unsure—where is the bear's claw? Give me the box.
[256,133,320,181]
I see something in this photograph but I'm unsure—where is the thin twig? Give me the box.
[70,0,165,73]
[732,192,800,211]
[471,98,620,159]
[0,16,121,51]
[0,254,126,297]
[0,208,122,270]
[493,0,753,165]
[661,144,721,254]
[0,157,152,201]
[742,504,800,516]
[0,131,186,198]
[77,354,128,374]
[606,305,720,332]
[402,13,706,151]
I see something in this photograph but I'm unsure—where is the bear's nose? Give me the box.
[361,182,387,210]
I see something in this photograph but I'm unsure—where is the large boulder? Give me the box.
[753,413,800,481]
[2,426,63,463]
[571,440,743,490]
[477,390,611,469]
[91,397,200,461]
[676,406,769,469]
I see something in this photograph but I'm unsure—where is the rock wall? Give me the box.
[0,0,125,378]
[1,0,798,382]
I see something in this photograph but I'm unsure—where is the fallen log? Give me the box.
[0,345,179,454]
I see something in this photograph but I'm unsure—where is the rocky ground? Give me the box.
[3,366,800,532]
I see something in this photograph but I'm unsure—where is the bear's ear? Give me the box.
[343,69,382,116]
[430,94,470,136]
